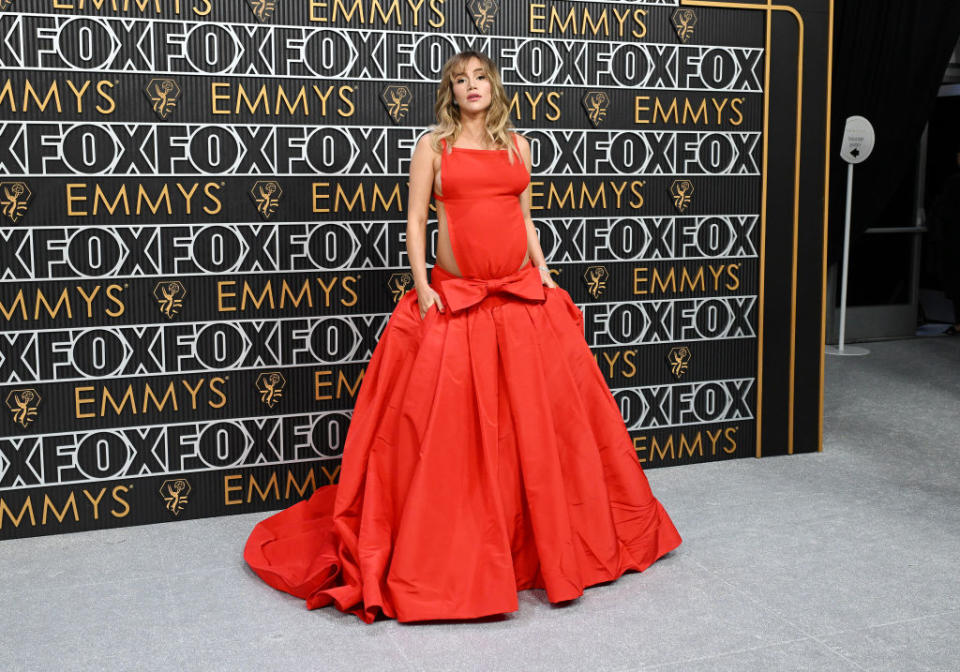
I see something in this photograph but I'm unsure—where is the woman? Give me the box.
[244,51,682,623]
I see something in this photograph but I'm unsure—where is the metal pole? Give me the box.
[827,162,869,356]
[838,162,854,351]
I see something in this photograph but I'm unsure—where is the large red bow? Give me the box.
[439,265,546,313]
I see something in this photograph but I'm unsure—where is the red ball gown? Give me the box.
[244,134,682,623]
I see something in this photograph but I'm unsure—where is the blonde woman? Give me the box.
[245,51,681,623]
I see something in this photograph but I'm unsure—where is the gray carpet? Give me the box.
[3,337,959,671]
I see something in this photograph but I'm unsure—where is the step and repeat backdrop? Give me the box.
[0,0,832,538]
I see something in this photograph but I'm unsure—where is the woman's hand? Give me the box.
[539,267,558,289]
[417,285,445,319]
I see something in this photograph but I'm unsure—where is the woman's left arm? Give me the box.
[516,133,558,288]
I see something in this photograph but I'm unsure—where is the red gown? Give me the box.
[244,134,682,623]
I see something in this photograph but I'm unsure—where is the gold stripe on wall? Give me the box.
[818,1,835,452]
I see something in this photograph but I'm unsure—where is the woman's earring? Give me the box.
[453,100,459,106]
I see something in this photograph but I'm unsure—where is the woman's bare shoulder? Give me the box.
[511,132,531,160]
[416,131,442,153]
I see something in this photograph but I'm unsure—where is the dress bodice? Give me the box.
[433,135,530,203]
[432,134,531,280]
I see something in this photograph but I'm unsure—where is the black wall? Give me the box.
[0,0,832,539]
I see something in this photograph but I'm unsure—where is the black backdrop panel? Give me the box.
[0,0,832,539]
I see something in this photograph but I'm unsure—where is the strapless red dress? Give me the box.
[244,134,682,623]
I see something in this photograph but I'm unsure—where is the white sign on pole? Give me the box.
[840,115,875,164]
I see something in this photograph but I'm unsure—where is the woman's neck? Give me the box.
[458,115,491,149]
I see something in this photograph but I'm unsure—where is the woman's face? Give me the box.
[451,57,492,113]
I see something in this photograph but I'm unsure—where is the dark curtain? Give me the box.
[828,1,960,264]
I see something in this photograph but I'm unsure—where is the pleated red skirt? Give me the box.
[243,260,682,623]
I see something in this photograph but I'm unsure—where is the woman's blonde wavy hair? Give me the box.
[429,50,520,164]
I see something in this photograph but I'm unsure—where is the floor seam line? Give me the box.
[641,636,815,670]
[686,557,871,670]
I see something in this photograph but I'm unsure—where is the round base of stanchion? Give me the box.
[825,345,870,357]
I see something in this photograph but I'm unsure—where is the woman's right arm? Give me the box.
[406,134,437,292]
